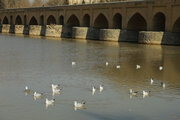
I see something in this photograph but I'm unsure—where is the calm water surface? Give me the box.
[0,34,180,120]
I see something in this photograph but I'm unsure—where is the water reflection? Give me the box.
[0,34,180,120]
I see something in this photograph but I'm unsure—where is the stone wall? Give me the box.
[72,27,99,40]
[45,25,62,37]
[29,25,43,36]
[139,31,180,45]
[0,24,180,45]
[1,24,10,33]
[15,25,25,34]
[99,29,138,42]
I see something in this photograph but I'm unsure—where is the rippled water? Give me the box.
[0,34,180,120]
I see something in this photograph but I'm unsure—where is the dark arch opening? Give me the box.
[173,17,180,32]
[24,15,27,25]
[40,15,44,26]
[3,16,9,24]
[67,15,80,27]
[82,14,90,27]
[29,16,38,25]
[94,13,108,29]
[47,15,56,25]
[113,13,122,29]
[153,12,166,31]
[15,15,22,25]
[127,13,147,31]
[59,16,64,25]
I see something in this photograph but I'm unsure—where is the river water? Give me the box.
[0,34,180,120]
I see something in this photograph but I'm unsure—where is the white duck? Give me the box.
[150,78,154,85]
[24,86,30,95]
[34,92,43,99]
[136,65,141,69]
[92,86,96,95]
[46,98,55,105]
[161,82,166,88]
[99,85,103,92]
[116,65,120,69]
[74,101,85,108]
[159,66,163,71]
[143,90,150,96]
[72,62,76,66]
[129,89,138,96]
[106,62,109,66]
[51,84,60,90]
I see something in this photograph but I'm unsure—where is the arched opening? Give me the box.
[15,15,22,25]
[82,14,90,27]
[173,17,180,32]
[3,16,9,24]
[127,13,147,31]
[153,12,166,31]
[29,16,38,25]
[47,15,56,25]
[67,15,80,27]
[24,15,27,25]
[59,16,64,25]
[40,15,44,26]
[113,13,122,29]
[94,13,108,29]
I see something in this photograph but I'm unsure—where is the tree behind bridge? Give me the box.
[32,0,44,7]
[0,0,4,9]
[3,0,31,8]
[45,0,67,6]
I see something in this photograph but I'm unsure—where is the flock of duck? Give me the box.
[24,61,166,110]
[128,64,166,99]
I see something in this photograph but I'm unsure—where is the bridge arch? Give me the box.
[3,16,9,24]
[153,12,166,31]
[15,15,22,25]
[67,14,80,27]
[113,13,122,29]
[127,13,147,31]
[59,15,64,25]
[173,17,180,32]
[82,14,90,27]
[29,16,38,25]
[94,13,109,29]
[47,15,56,25]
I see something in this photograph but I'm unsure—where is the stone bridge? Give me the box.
[0,0,180,45]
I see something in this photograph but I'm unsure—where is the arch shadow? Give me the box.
[94,13,108,29]
[83,14,90,27]
[173,17,180,32]
[47,15,56,25]
[3,16,9,24]
[113,13,122,29]
[127,13,147,31]
[67,15,80,27]
[153,12,166,31]
[29,16,38,25]
[15,15,22,25]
